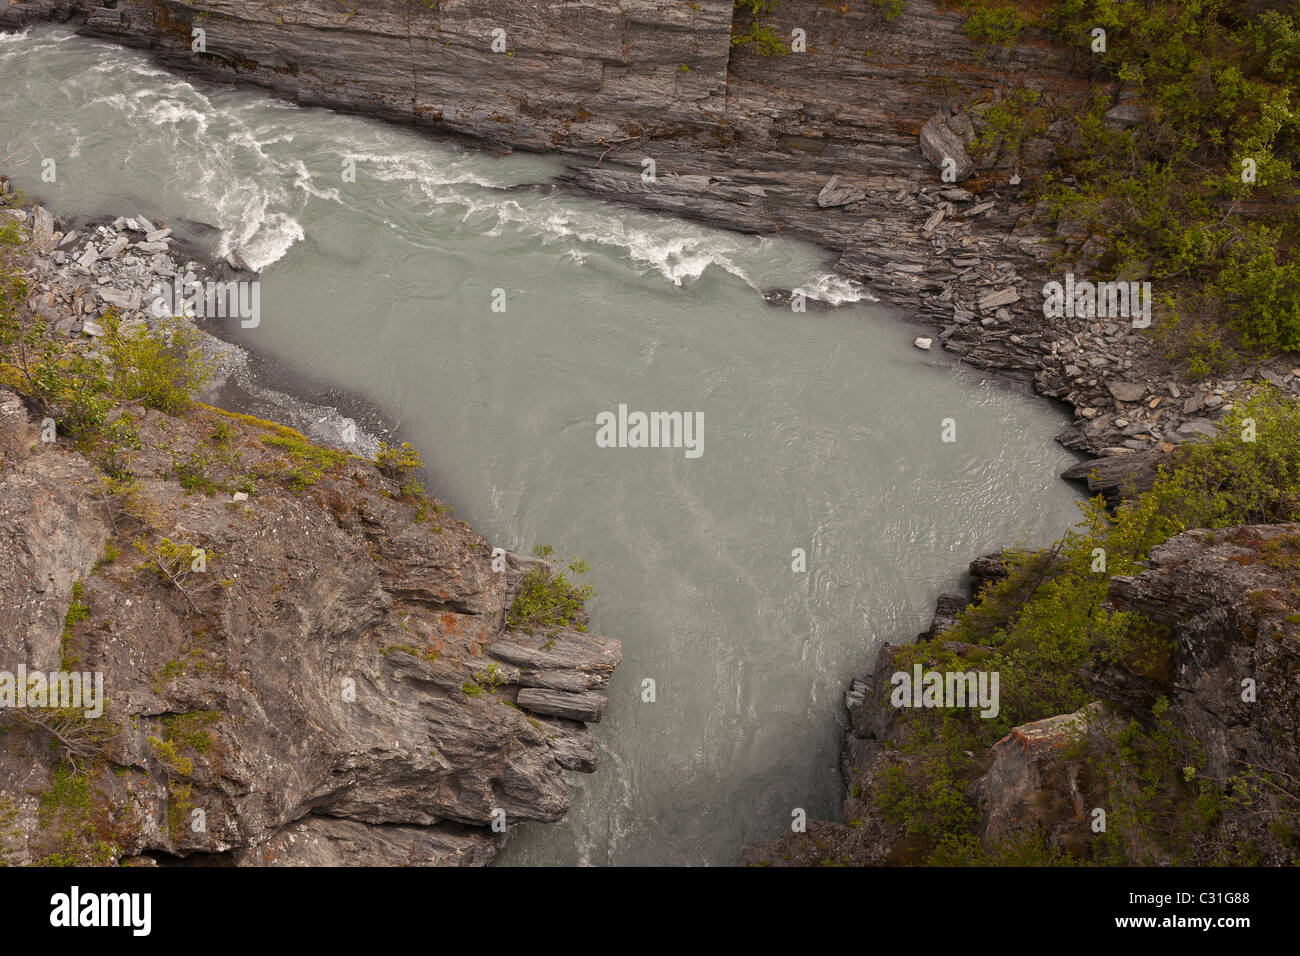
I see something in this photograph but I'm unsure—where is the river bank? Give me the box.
[3,3,1296,867]
[4,0,1297,471]
[0,185,623,866]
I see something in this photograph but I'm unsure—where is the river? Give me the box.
[0,25,1084,865]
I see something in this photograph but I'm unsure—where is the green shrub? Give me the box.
[875,0,906,22]
[965,2,1028,47]
[104,311,214,415]
[873,391,1300,861]
[1027,1,1300,361]
[1211,226,1300,352]
[507,546,596,634]
[261,433,348,492]
[375,440,422,479]
[731,0,788,56]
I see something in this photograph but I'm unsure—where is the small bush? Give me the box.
[375,440,422,480]
[103,311,213,415]
[965,3,1028,47]
[507,547,596,634]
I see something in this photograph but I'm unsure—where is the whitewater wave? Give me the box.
[800,272,877,305]
[5,23,875,299]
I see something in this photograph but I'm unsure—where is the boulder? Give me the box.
[919,115,974,182]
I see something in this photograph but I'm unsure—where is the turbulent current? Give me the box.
[1,26,1085,865]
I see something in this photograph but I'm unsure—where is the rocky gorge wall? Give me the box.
[0,196,621,866]
[743,525,1300,866]
[3,1,1298,868]
[5,0,1293,471]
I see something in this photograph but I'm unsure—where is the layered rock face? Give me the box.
[1105,525,1300,797]
[744,527,1300,865]
[0,380,620,864]
[4,0,1285,461]
[0,205,621,864]
[1,0,736,152]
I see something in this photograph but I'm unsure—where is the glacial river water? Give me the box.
[0,26,1085,865]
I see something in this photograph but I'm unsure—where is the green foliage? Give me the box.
[475,661,506,690]
[506,546,596,634]
[61,581,89,669]
[160,711,219,757]
[147,735,193,777]
[102,312,213,415]
[973,88,1049,164]
[147,711,221,798]
[165,783,193,844]
[965,2,1029,47]
[1210,225,1300,351]
[2,304,212,447]
[1085,698,1225,864]
[929,831,1082,866]
[731,0,788,56]
[133,536,218,615]
[171,448,214,494]
[877,742,979,845]
[875,0,906,22]
[1,220,214,470]
[1037,0,1300,359]
[375,440,422,480]
[1171,391,1300,526]
[874,392,1300,861]
[37,764,92,830]
[34,763,116,866]
[731,21,788,55]
[261,432,348,492]
[382,643,440,662]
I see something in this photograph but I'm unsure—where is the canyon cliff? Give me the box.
[3,1,1297,868]
[0,201,621,866]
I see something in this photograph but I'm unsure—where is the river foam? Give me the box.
[1,24,1083,866]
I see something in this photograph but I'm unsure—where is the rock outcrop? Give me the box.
[0,204,621,867]
[1105,524,1300,798]
[744,525,1300,866]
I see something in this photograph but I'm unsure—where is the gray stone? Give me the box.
[1175,418,1218,441]
[516,688,609,722]
[1103,103,1145,130]
[1107,381,1146,403]
[31,205,55,253]
[919,115,974,182]
[816,175,865,208]
[977,287,1019,312]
